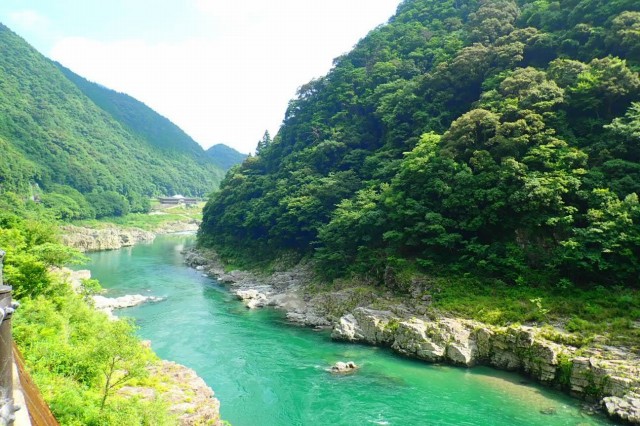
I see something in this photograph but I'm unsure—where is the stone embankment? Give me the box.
[185,249,640,425]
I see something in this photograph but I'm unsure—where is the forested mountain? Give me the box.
[199,0,640,288]
[0,23,225,218]
[206,143,248,171]
[57,63,206,157]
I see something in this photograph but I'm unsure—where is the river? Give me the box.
[82,234,616,426]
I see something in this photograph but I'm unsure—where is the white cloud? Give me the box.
[49,1,400,153]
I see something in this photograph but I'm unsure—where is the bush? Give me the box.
[86,191,130,218]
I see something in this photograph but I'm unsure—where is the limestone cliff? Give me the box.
[332,308,640,423]
[186,249,640,425]
[61,225,155,252]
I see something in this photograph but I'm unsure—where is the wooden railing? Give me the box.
[0,250,58,426]
[13,345,58,426]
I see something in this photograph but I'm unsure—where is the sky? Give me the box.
[0,0,401,154]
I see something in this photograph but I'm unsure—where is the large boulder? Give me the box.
[235,289,268,309]
[603,392,640,424]
[391,319,446,362]
[332,314,362,341]
[330,361,358,373]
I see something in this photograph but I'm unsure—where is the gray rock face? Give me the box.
[332,314,362,340]
[331,309,640,424]
[393,319,447,362]
[120,360,224,426]
[62,225,155,252]
[603,392,640,424]
[334,309,477,366]
[235,289,268,309]
[186,250,331,327]
[186,248,640,425]
[92,294,164,319]
[331,308,396,344]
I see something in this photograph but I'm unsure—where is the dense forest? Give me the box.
[0,24,228,219]
[200,0,640,289]
[206,143,249,171]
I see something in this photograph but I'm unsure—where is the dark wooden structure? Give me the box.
[0,250,17,425]
[0,249,59,425]
[14,344,59,426]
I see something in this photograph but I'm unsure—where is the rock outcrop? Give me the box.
[603,392,640,424]
[235,289,268,309]
[184,250,330,325]
[119,360,223,426]
[92,294,165,319]
[186,248,640,425]
[331,307,640,423]
[61,225,155,252]
[330,361,358,373]
[153,219,200,235]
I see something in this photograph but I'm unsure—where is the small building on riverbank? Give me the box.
[157,195,199,206]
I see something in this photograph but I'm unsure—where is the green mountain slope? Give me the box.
[57,63,205,157]
[205,144,248,171]
[200,0,640,287]
[0,23,224,217]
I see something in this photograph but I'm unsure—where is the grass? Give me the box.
[427,274,640,347]
[208,245,640,348]
[73,203,205,231]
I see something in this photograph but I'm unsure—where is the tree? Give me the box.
[256,130,272,155]
[441,109,500,161]
[96,320,150,410]
[86,191,130,218]
[569,56,640,117]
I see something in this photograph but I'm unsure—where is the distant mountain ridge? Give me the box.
[0,23,233,218]
[57,63,206,158]
[206,144,248,171]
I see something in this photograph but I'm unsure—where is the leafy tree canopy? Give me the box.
[199,0,640,288]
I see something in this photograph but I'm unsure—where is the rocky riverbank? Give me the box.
[92,294,165,319]
[185,249,640,425]
[58,267,224,425]
[119,358,223,426]
[61,220,199,252]
[61,225,155,252]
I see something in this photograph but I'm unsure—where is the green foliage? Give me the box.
[0,194,179,425]
[0,24,224,208]
[13,290,173,425]
[74,203,204,231]
[78,278,103,302]
[86,191,130,219]
[555,353,573,387]
[426,272,640,344]
[0,205,86,298]
[199,0,640,290]
[205,144,248,171]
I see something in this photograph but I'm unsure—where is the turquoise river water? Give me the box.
[81,234,617,426]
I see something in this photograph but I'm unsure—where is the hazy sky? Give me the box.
[0,0,401,153]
